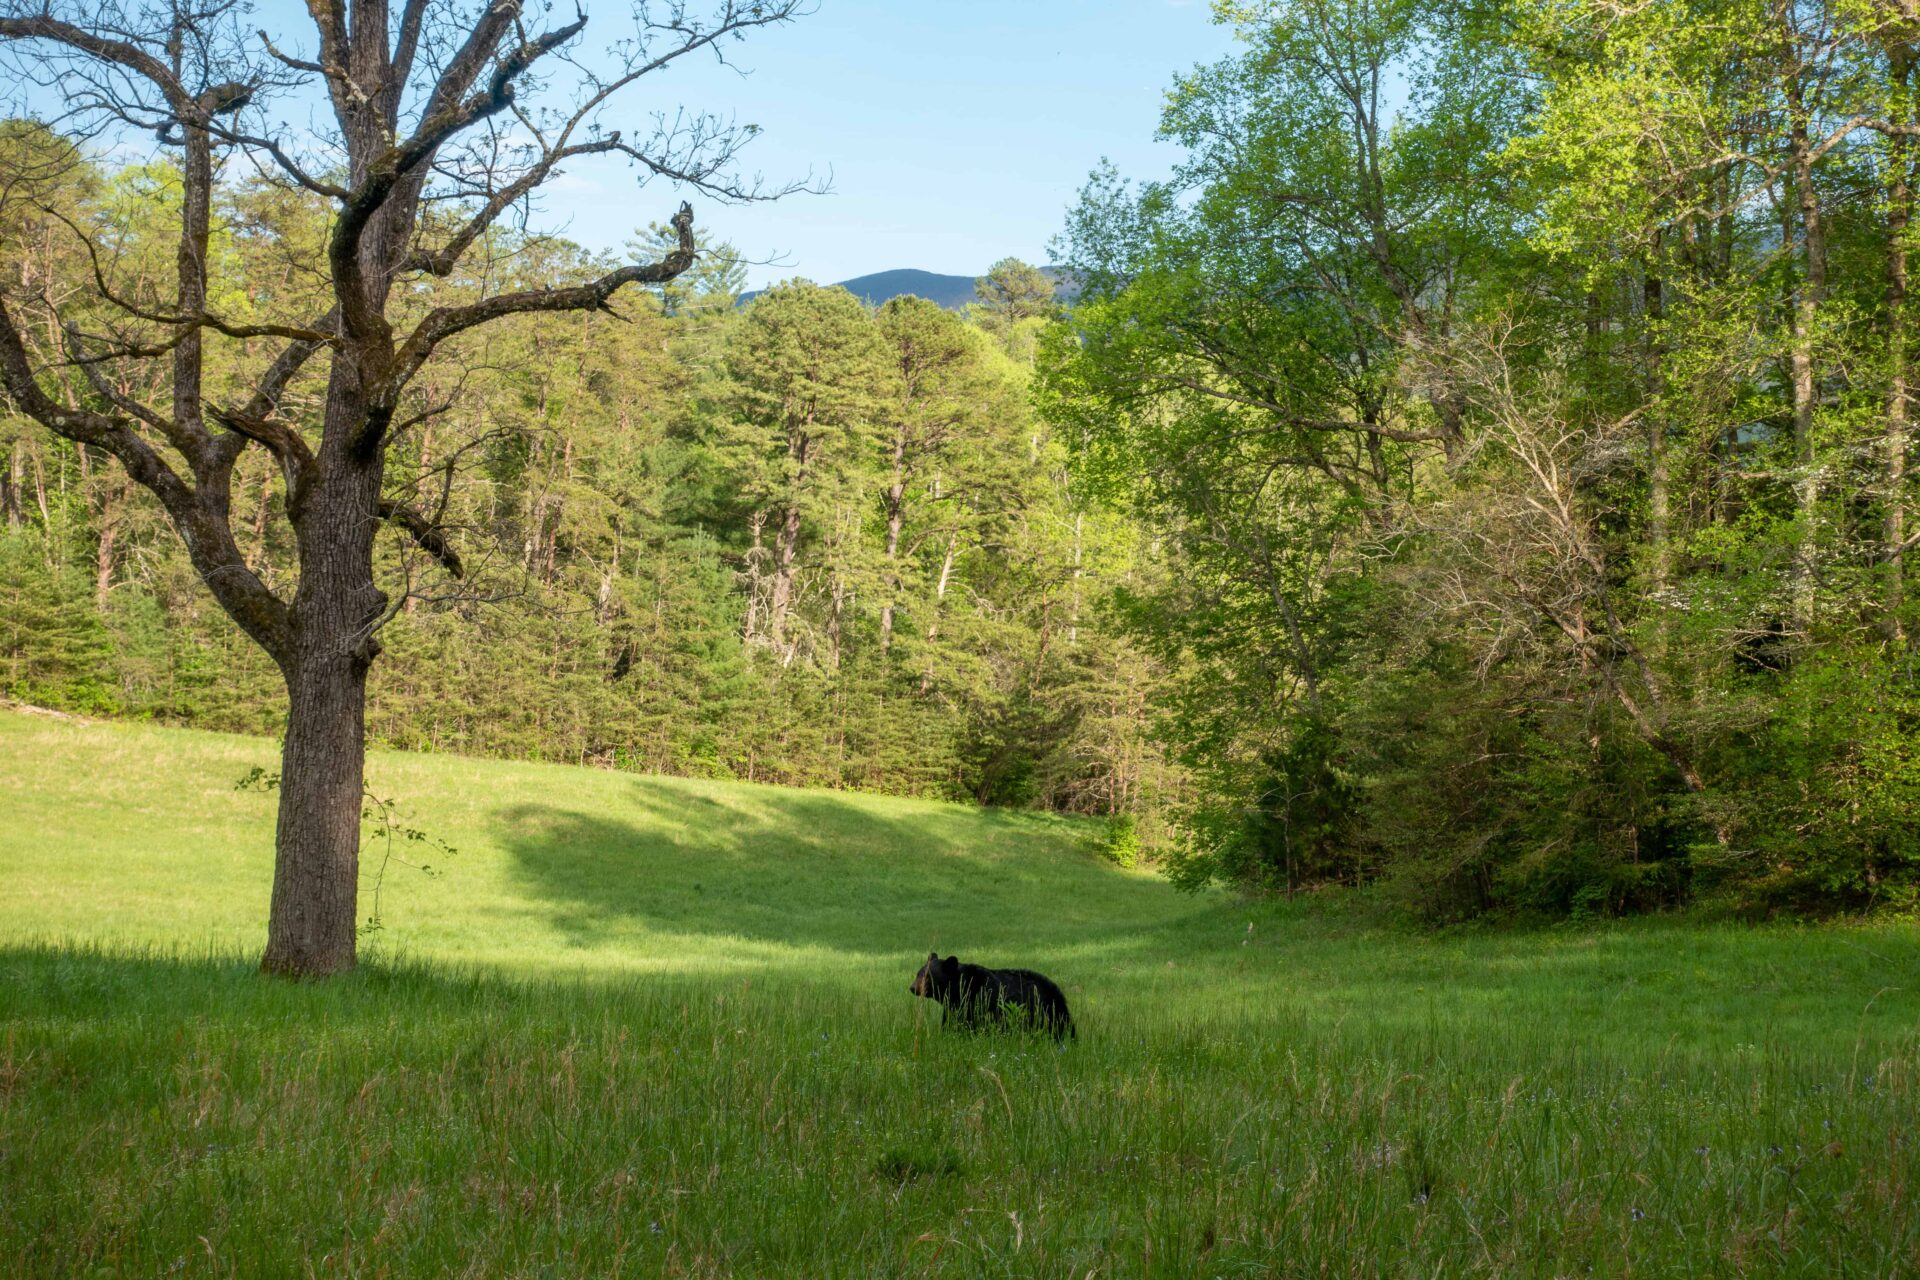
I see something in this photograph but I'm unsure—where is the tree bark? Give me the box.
[927,526,958,642]
[263,645,369,976]
[262,368,387,976]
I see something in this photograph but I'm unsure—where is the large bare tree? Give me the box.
[0,0,806,976]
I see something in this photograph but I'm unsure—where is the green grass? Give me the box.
[3,710,1920,1277]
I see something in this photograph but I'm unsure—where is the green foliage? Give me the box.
[0,535,118,713]
[1036,0,1920,921]
[1095,811,1139,868]
[0,158,1173,825]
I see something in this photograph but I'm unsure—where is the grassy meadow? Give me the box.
[3,708,1920,1277]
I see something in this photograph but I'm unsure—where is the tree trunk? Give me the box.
[1069,510,1084,646]
[743,510,767,645]
[1645,252,1670,595]
[827,570,846,670]
[2,442,22,530]
[769,428,811,653]
[927,526,958,642]
[94,480,117,610]
[920,526,960,694]
[29,443,48,526]
[262,646,368,976]
[261,368,386,977]
[879,458,905,654]
[1888,44,1913,640]
[770,500,801,652]
[1786,100,1827,629]
[405,419,436,616]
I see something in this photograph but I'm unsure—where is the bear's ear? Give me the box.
[928,951,937,960]
[943,954,957,964]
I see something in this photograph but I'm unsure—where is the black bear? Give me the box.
[909,952,1075,1041]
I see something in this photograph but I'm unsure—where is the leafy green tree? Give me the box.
[712,282,890,664]
[872,296,996,652]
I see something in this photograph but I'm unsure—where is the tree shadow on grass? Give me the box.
[495,777,1203,962]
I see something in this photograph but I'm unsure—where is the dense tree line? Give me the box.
[0,132,1174,818]
[1042,0,1920,918]
[12,0,1920,926]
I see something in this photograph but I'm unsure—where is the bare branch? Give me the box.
[380,200,695,427]
[0,295,292,656]
[0,13,187,107]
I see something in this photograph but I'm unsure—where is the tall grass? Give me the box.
[3,711,1918,1275]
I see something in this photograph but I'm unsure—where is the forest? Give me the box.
[0,167,1165,815]
[6,0,1920,925]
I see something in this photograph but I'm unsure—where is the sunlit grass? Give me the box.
[3,710,1919,1276]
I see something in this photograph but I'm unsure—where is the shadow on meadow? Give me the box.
[495,778,1206,963]
[491,780,1920,1051]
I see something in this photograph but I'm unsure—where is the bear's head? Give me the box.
[910,951,957,998]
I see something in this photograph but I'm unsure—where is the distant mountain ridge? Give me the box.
[739,266,1071,311]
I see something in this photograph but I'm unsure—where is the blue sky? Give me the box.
[518,1,1241,287]
[8,1,1239,287]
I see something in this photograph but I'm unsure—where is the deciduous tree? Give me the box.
[0,0,806,975]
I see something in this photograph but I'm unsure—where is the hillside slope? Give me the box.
[0,709,1183,980]
[4,706,1919,1046]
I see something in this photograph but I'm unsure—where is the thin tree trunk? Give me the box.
[405,419,435,616]
[770,500,801,651]
[1645,249,1671,594]
[29,444,48,526]
[880,446,905,654]
[247,465,274,574]
[769,428,811,651]
[1889,44,1914,640]
[920,526,960,693]
[828,570,845,669]
[94,480,117,609]
[1786,99,1828,629]
[2,442,21,530]
[927,526,958,643]
[1069,510,1083,646]
[743,510,767,645]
